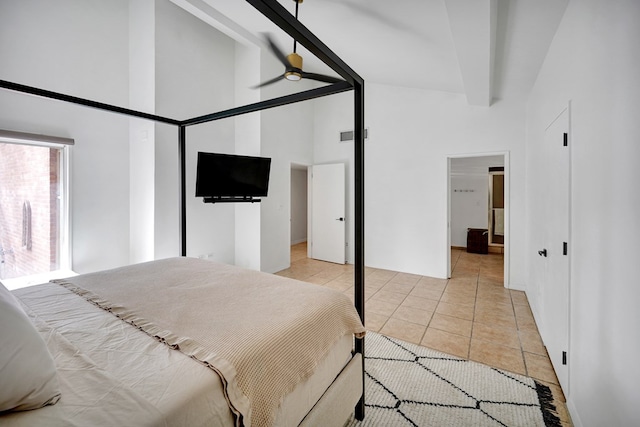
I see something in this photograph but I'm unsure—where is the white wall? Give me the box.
[0,0,249,271]
[129,0,156,264]
[0,0,131,274]
[0,0,310,275]
[450,176,489,246]
[312,91,355,263]
[153,0,236,262]
[525,0,640,425]
[313,83,526,286]
[233,44,262,271]
[258,51,315,273]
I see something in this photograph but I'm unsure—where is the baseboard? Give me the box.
[291,238,308,246]
[451,245,503,254]
[488,245,504,254]
[566,397,582,427]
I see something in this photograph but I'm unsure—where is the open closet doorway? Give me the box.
[447,153,509,287]
[290,164,309,264]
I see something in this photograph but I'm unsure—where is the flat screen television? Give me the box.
[195,152,271,200]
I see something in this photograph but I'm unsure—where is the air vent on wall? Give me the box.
[339,128,369,142]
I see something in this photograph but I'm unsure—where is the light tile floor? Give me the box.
[277,243,573,426]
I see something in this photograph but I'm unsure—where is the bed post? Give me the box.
[243,1,367,420]
[354,80,365,421]
[179,125,187,257]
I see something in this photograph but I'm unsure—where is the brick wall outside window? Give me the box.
[0,142,59,280]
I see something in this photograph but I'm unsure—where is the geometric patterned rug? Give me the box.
[346,332,562,427]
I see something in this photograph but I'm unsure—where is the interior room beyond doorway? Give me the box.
[449,154,507,284]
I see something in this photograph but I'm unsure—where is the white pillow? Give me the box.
[0,283,61,412]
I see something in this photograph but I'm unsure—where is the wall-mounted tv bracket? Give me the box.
[203,197,262,204]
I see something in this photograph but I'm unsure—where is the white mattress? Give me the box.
[1,283,354,426]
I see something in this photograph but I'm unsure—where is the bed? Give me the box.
[0,257,365,426]
[0,1,366,424]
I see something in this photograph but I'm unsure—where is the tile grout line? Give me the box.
[417,279,439,346]
[511,289,531,377]
[468,262,481,360]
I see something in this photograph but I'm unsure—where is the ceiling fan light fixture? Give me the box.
[285,71,302,81]
[284,52,303,81]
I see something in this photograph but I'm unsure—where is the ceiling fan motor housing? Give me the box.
[285,52,303,80]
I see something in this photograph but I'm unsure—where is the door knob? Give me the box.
[538,249,547,257]
[336,217,345,221]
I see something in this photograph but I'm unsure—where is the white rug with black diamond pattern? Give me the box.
[346,332,561,427]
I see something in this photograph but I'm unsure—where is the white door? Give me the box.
[541,108,570,392]
[310,163,346,264]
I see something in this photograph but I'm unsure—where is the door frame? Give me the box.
[446,151,510,287]
[289,162,310,263]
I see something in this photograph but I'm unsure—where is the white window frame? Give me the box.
[0,129,73,288]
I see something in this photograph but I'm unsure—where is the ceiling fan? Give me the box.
[253,0,344,88]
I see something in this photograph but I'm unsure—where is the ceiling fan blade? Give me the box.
[251,74,286,89]
[300,72,344,84]
[264,34,291,68]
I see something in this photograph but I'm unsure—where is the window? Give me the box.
[0,130,71,283]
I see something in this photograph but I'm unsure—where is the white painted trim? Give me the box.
[61,144,72,273]
[447,157,452,277]
[567,99,573,401]
[566,397,582,427]
[0,129,74,146]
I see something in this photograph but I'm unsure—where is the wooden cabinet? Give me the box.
[467,228,488,254]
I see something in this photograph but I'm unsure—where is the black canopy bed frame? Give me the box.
[0,0,366,421]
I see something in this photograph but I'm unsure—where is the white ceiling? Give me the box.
[173,0,569,105]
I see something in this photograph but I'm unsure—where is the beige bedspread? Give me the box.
[52,257,365,427]
[3,282,235,427]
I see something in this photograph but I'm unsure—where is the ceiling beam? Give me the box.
[170,0,262,47]
[445,0,496,106]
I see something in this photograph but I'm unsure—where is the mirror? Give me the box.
[489,168,504,246]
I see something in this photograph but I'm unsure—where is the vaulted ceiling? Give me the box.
[172,0,569,106]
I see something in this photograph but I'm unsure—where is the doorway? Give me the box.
[290,164,309,249]
[447,153,509,286]
[290,162,347,266]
